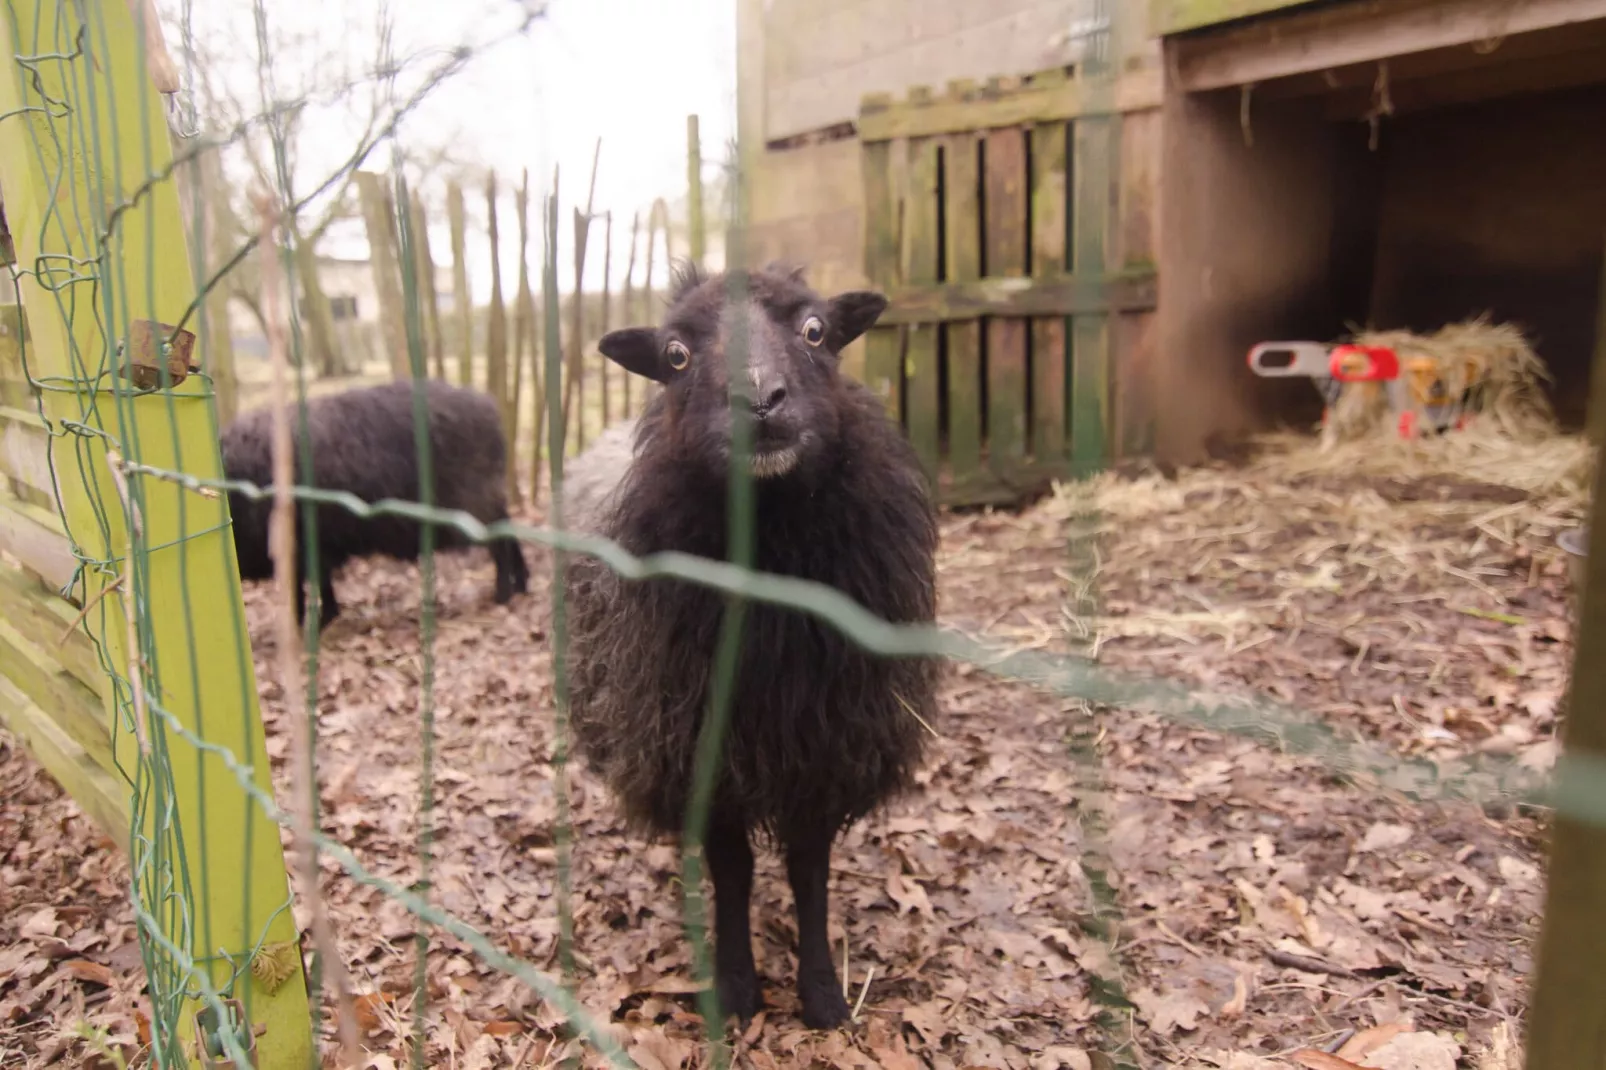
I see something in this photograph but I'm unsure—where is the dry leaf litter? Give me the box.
[1,400,1582,1067]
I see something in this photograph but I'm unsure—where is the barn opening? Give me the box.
[1156,3,1606,462]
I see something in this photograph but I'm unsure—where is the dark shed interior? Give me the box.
[1155,14,1606,462]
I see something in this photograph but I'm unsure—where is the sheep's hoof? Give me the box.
[716,969,762,1023]
[797,975,851,1030]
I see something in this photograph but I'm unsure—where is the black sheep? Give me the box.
[559,262,940,1029]
[220,379,529,626]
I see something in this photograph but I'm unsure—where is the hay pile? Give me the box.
[1322,316,1560,448]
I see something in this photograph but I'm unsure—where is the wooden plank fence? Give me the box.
[859,67,1163,505]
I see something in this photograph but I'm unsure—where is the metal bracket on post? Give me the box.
[118,319,198,391]
[193,997,263,1069]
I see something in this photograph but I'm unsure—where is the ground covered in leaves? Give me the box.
[1,433,1583,1068]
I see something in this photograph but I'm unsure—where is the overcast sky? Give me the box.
[164,0,737,303]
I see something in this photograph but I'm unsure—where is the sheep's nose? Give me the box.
[752,384,787,419]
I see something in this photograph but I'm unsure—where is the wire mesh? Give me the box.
[0,1,1603,1068]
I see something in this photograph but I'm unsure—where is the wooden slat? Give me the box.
[1071,115,1118,472]
[943,128,985,488]
[0,613,114,778]
[1151,0,1321,36]
[880,271,1157,325]
[0,495,74,592]
[0,670,127,843]
[0,562,100,690]
[859,69,1163,144]
[1117,108,1162,270]
[1116,108,1162,458]
[0,303,33,410]
[1171,0,1606,92]
[860,136,902,414]
[983,128,1029,471]
[0,404,56,506]
[1117,311,1159,459]
[1030,111,1070,464]
[901,138,941,481]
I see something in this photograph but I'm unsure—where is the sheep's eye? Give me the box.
[801,316,826,347]
[666,340,690,371]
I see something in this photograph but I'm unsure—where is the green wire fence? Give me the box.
[3,1,1606,1069]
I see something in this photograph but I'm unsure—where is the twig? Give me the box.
[850,966,876,1021]
[253,189,364,1069]
[1155,920,1205,959]
[1266,948,1358,979]
[58,573,123,649]
[104,450,150,758]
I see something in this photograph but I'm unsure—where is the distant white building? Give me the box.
[228,253,455,366]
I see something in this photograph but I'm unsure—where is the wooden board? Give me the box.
[0,303,32,411]
[1117,310,1159,459]
[0,671,127,844]
[0,612,114,778]
[0,562,101,689]
[902,138,942,481]
[0,404,57,507]
[1031,111,1070,463]
[1171,0,1606,91]
[860,69,1163,143]
[877,272,1157,324]
[983,128,1030,473]
[1151,0,1321,36]
[1072,114,1118,473]
[0,494,75,592]
[861,136,903,415]
[943,129,985,488]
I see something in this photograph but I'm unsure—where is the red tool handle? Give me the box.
[1329,344,1399,382]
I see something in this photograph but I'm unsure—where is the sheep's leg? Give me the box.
[510,539,529,594]
[492,538,529,603]
[785,827,851,1028]
[706,821,761,1022]
[316,567,340,627]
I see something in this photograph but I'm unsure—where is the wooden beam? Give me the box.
[1318,44,1606,121]
[858,70,1163,144]
[878,272,1159,327]
[1173,0,1606,92]
[1152,0,1322,36]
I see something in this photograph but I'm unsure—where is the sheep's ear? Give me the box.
[599,327,665,382]
[826,291,889,350]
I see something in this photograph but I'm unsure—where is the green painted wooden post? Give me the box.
[902,126,942,482]
[0,3,314,1067]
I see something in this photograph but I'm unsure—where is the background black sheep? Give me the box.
[221,379,529,626]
